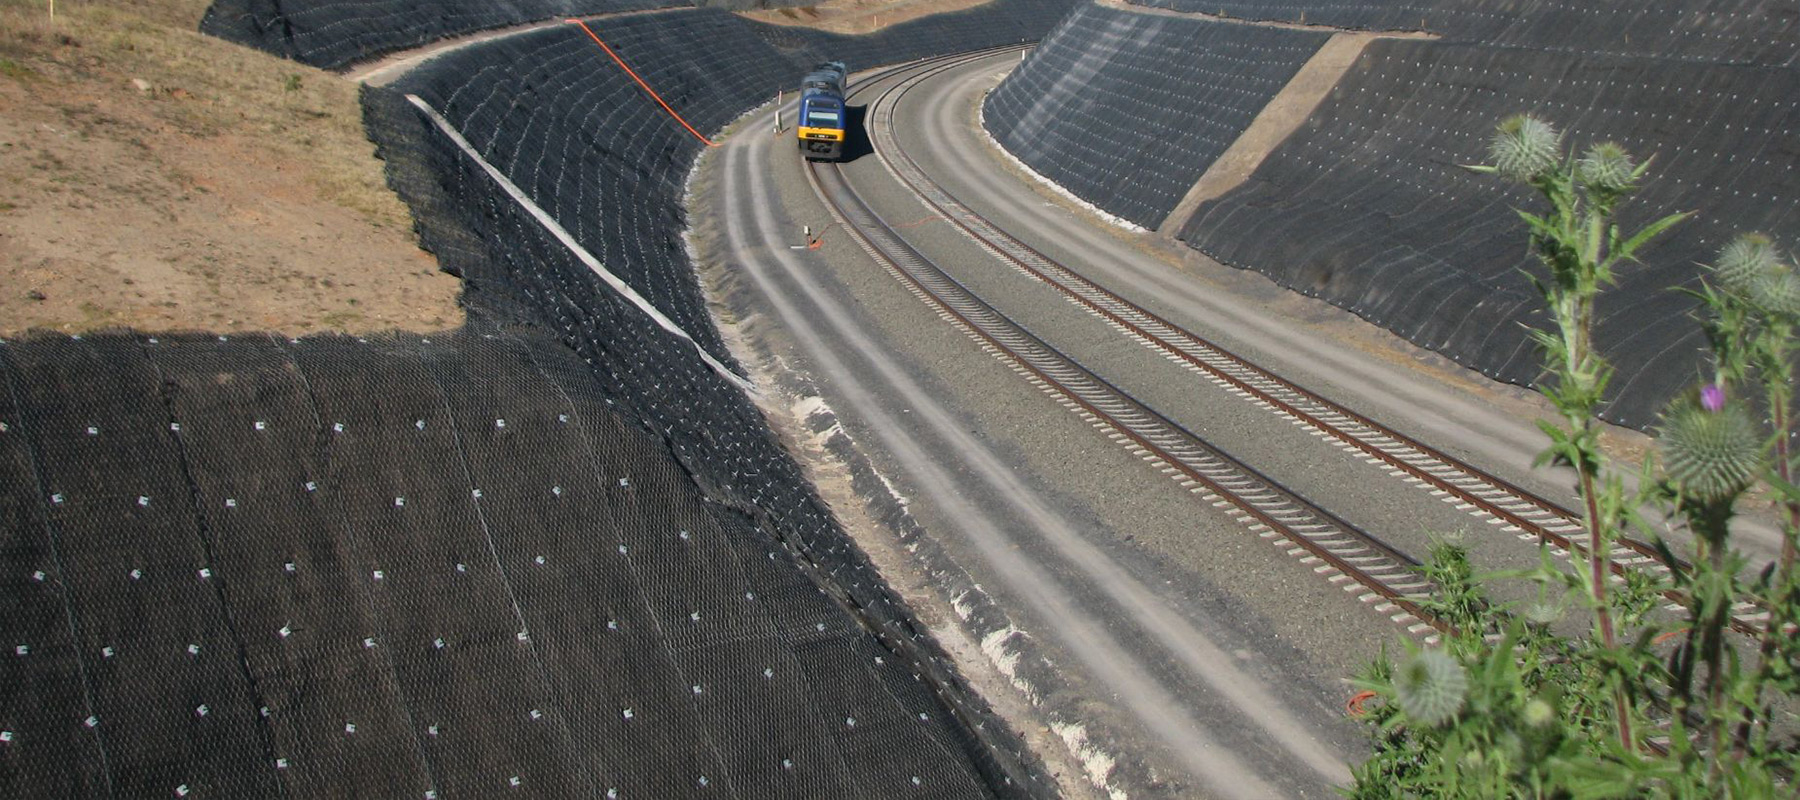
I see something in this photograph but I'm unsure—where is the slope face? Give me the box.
[984,2,1329,229]
[987,0,1800,427]
[0,326,1005,797]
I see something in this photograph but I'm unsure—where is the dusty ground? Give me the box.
[0,0,986,338]
[740,0,991,34]
[0,0,461,336]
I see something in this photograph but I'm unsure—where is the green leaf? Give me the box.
[1615,210,1691,262]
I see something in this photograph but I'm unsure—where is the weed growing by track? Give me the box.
[1344,115,1800,797]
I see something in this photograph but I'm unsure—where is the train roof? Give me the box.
[801,60,847,94]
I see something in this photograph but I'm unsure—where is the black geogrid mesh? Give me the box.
[199,0,693,71]
[386,9,793,357]
[983,2,1327,228]
[737,0,1078,68]
[349,4,1061,795]
[1127,0,1800,65]
[0,325,1015,797]
[0,343,101,797]
[1179,39,1800,427]
[0,335,275,798]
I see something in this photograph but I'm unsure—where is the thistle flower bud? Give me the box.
[1712,233,1778,295]
[1490,115,1562,183]
[1752,261,1800,318]
[1523,600,1563,626]
[1522,698,1554,728]
[1700,383,1725,413]
[1577,141,1634,194]
[1393,649,1467,727]
[1659,394,1764,503]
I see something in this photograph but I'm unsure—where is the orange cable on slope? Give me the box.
[566,18,716,147]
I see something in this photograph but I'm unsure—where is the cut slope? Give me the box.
[0,325,1003,797]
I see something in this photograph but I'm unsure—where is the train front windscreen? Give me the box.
[798,97,845,160]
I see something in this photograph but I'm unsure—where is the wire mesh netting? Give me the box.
[57,1,1089,795]
[983,1,1328,228]
[0,325,1027,797]
[1178,38,1800,427]
[736,0,1078,67]
[1126,0,1800,65]
[199,0,694,71]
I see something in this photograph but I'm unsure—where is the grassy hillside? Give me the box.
[0,0,462,335]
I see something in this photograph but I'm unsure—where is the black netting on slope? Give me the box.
[386,9,792,359]
[735,0,1076,69]
[360,7,1056,792]
[983,1,1327,228]
[0,335,277,798]
[1126,0,1507,36]
[198,0,692,71]
[1127,0,1800,65]
[0,327,1021,797]
[1179,39,1800,428]
[697,0,814,9]
[0,343,109,797]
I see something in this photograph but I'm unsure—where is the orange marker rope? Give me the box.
[566,18,716,147]
[891,215,940,230]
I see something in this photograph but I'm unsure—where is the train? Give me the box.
[797,61,847,161]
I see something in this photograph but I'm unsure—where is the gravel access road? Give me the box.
[691,51,1718,798]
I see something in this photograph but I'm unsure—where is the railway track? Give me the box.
[805,55,1448,640]
[853,52,1773,639]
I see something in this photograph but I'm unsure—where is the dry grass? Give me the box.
[1,0,408,230]
[0,0,462,335]
[740,0,993,34]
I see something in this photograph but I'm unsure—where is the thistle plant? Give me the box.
[1346,116,1800,797]
[1470,114,1687,754]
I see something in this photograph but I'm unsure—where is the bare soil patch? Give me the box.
[0,0,461,337]
[739,0,992,34]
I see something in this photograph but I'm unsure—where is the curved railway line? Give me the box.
[806,51,1772,640]
[808,53,1444,640]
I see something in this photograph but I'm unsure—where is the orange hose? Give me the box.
[566,19,716,147]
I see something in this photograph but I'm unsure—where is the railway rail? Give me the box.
[854,53,1773,639]
[806,54,1448,640]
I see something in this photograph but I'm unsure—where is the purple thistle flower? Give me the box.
[1701,384,1726,413]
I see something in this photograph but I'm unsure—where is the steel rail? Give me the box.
[807,62,1448,638]
[863,54,1771,638]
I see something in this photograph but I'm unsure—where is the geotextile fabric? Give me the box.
[983,1,1328,228]
[1127,0,1800,65]
[0,327,1011,797]
[1179,39,1800,427]
[17,2,1092,796]
[199,0,693,71]
[980,0,1799,426]
[352,3,1073,796]
[738,0,1077,68]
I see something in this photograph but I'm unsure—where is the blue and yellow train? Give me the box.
[797,61,847,161]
